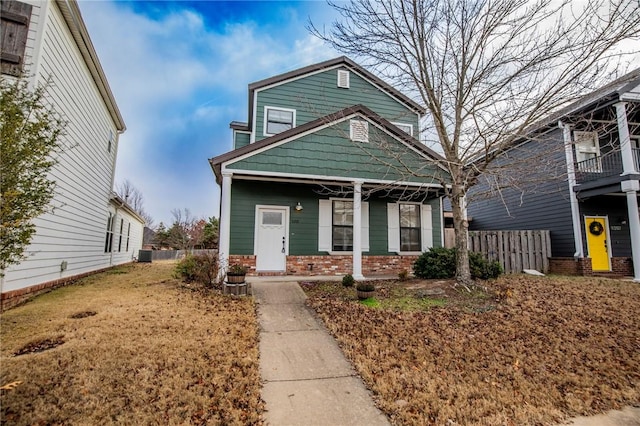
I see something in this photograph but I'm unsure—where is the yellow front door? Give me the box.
[585,217,610,271]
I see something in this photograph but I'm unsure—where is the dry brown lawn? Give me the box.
[302,275,640,426]
[1,262,264,425]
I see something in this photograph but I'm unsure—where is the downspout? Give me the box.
[559,121,584,258]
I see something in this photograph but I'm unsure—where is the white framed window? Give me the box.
[104,213,114,253]
[574,131,601,172]
[264,106,296,136]
[392,122,413,136]
[318,199,369,253]
[350,119,369,142]
[387,203,433,253]
[337,69,350,88]
[125,223,131,252]
[118,219,125,252]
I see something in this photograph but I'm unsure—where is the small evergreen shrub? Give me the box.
[174,255,198,283]
[412,247,503,280]
[469,252,503,279]
[342,274,355,287]
[413,247,456,279]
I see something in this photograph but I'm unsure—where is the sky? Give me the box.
[77,0,341,227]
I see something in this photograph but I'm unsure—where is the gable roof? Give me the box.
[241,57,426,131]
[211,104,444,184]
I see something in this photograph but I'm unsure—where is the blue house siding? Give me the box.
[468,128,576,257]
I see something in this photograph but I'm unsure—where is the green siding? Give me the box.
[234,132,250,149]
[255,67,419,143]
[228,122,447,184]
[229,181,442,255]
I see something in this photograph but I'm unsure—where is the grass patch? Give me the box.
[303,275,640,425]
[359,297,380,307]
[1,263,264,424]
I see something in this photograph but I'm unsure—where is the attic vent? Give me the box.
[337,70,350,88]
[350,119,368,142]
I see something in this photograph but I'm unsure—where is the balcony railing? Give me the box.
[575,149,640,184]
[575,151,622,183]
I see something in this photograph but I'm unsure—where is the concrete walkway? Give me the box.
[252,280,389,426]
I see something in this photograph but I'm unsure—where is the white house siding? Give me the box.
[2,1,124,293]
[107,203,145,266]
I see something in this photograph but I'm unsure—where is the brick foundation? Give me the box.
[1,263,135,312]
[549,257,633,277]
[228,254,418,277]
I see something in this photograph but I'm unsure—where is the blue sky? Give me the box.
[77,0,341,226]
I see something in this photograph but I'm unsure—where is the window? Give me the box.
[263,211,283,225]
[318,199,369,252]
[574,131,601,172]
[1,1,32,76]
[392,122,413,136]
[332,200,353,251]
[104,214,114,253]
[264,107,295,136]
[337,69,350,88]
[118,219,124,252]
[399,204,421,251]
[125,223,131,251]
[387,203,433,253]
[350,120,369,142]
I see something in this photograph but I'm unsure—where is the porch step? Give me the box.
[256,271,287,277]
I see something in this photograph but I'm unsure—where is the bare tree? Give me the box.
[311,0,640,285]
[116,179,154,227]
[169,208,198,250]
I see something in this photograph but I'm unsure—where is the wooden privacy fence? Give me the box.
[468,230,551,274]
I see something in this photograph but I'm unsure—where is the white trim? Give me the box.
[439,196,445,247]
[352,180,364,279]
[391,122,413,136]
[250,91,258,144]
[218,172,233,279]
[223,111,449,174]
[263,106,296,137]
[224,167,445,189]
[559,121,584,258]
[614,102,636,174]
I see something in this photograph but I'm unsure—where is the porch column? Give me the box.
[352,179,364,280]
[614,102,636,174]
[621,181,640,282]
[559,121,584,258]
[218,171,233,279]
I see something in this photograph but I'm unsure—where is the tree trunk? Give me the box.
[450,184,472,287]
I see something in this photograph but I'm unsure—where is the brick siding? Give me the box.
[550,257,633,277]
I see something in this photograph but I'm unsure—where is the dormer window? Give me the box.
[264,106,295,136]
[392,122,413,136]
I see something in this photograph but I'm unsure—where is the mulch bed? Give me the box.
[303,275,640,425]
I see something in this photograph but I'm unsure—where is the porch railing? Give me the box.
[633,148,640,173]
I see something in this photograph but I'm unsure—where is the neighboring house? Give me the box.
[209,57,450,278]
[1,0,144,307]
[468,69,640,281]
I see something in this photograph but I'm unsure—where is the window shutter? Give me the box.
[337,69,350,88]
[350,120,369,142]
[318,199,332,252]
[387,203,400,253]
[1,0,32,76]
[361,202,369,252]
[421,204,433,251]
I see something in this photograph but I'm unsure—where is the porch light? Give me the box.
[295,202,303,211]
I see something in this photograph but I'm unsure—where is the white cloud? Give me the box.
[78,1,338,225]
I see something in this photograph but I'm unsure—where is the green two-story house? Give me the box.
[209,57,450,278]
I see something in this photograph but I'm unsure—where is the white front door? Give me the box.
[255,206,288,271]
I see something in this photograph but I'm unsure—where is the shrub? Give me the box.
[342,274,355,287]
[469,252,503,279]
[412,247,503,280]
[227,263,248,275]
[174,253,219,286]
[356,282,375,292]
[413,247,456,279]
